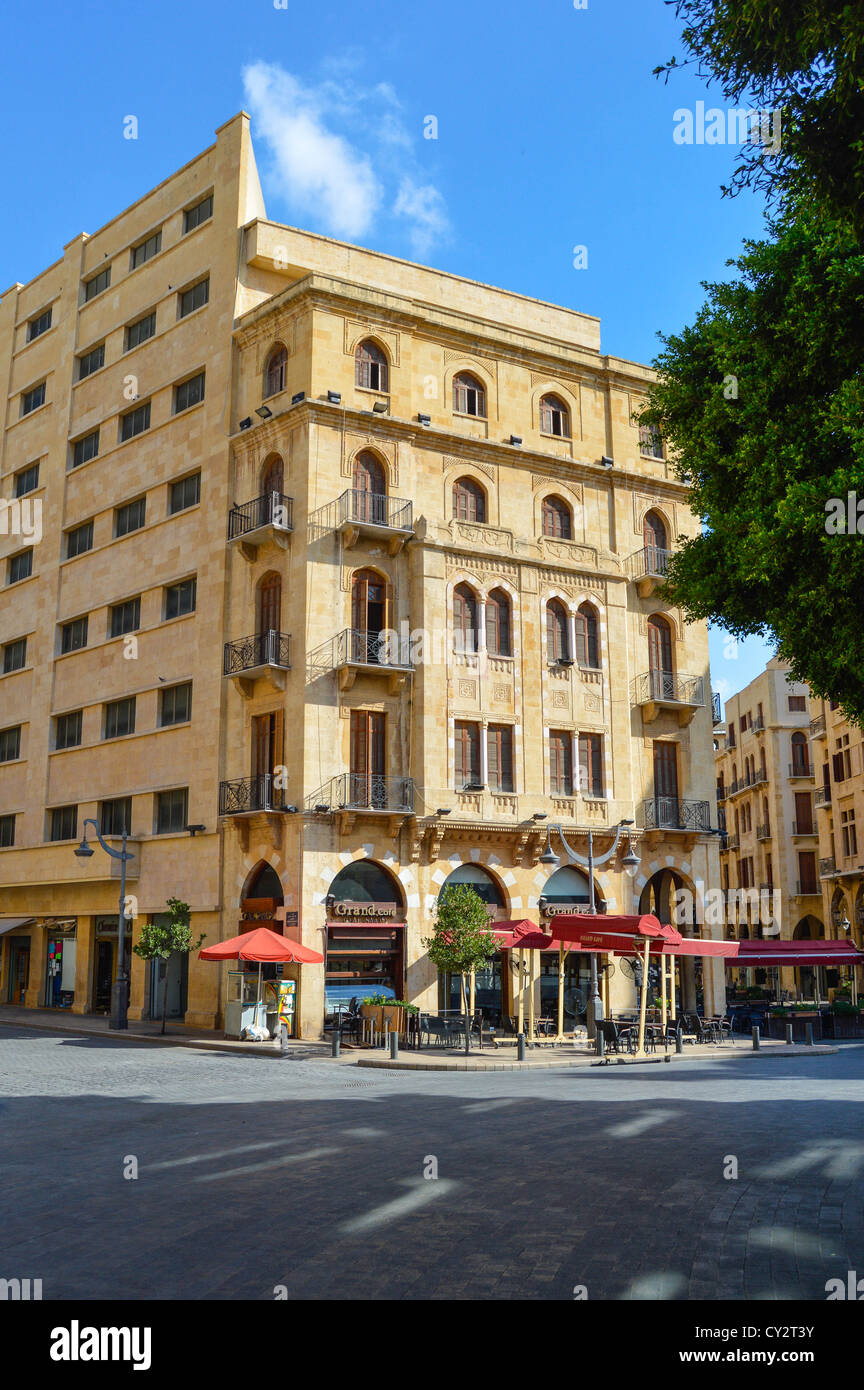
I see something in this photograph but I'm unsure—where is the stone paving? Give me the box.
[2,1022,864,1301]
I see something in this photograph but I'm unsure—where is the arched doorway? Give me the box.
[794,914,826,1000]
[351,569,389,665]
[324,860,405,1007]
[257,572,282,635]
[352,451,387,524]
[437,864,506,1021]
[640,868,698,1013]
[538,865,599,1025]
[261,454,284,497]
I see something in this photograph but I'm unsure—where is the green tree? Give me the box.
[133,898,205,1034]
[640,199,864,723]
[656,0,864,228]
[423,886,502,1054]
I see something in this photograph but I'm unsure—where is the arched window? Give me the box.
[452,476,486,523]
[351,569,388,640]
[261,455,284,496]
[643,510,668,553]
[647,614,673,675]
[453,583,479,654]
[257,572,282,634]
[546,599,570,664]
[791,731,810,776]
[539,394,570,438]
[355,339,389,392]
[486,588,512,657]
[452,372,486,418]
[574,602,599,669]
[541,494,572,539]
[352,450,386,524]
[264,345,288,399]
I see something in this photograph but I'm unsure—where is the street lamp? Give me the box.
[74,818,135,1030]
[538,820,641,1037]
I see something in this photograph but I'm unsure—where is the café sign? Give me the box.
[330,900,398,920]
[541,901,586,918]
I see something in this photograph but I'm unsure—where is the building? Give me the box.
[0,114,724,1036]
[808,695,864,952]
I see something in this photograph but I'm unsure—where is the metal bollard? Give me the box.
[786,1023,793,1046]
[390,1031,399,1061]
[752,1025,761,1051]
[595,1028,605,1058]
[517,1033,527,1061]
[675,1029,683,1055]
[806,1022,814,1047]
[331,1031,340,1058]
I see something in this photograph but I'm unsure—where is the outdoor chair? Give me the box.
[710,1015,734,1044]
[420,1014,449,1048]
[598,1019,635,1054]
[688,1013,720,1044]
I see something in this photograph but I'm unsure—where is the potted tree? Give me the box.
[423,885,503,1055]
[133,898,204,1035]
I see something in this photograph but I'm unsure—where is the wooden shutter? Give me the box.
[795,791,812,834]
[648,616,672,674]
[653,741,678,800]
[550,732,572,796]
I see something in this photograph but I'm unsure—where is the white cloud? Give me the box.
[241,61,450,255]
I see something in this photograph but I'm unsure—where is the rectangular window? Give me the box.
[109,598,140,638]
[454,721,481,787]
[164,577,196,619]
[173,371,205,413]
[3,638,26,673]
[179,278,209,318]
[0,726,21,762]
[842,809,858,860]
[14,463,39,497]
[125,311,156,351]
[579,732,604,797]
[100,797,132,836]
[638,423,664,459]
[22,382,46,415]
[159,682,192,726]
[119,401,151,441]
[155,788,188,834]
[798,850,817,894]
[486,724,514,793]
[49,805,77,842]
[130,230,161,269]
[183,194,213,233]
[549,730,574,796]
[61,616,88,653]
[8,550,33,584]
[78,342,105,380]
[104,697,136,740]
[83,267,111,301]
[115,497,146,537]
[788,695,807,712]
[55,710,83,750]
[27,307,52,341]
[66,520,94,558]
[169,472,200,514]
[72,430,99,468]
[0,815,14,848]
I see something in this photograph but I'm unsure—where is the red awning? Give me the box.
[544,913,676,952]
[200,927,324,964]
[730,939,864,968]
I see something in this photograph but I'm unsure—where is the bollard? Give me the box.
[517,1033,527,1062]
[595,1028,605,1059]
[331,1031,340,1058]
[390,1031,398,1061]
[382,1020,390,1051]
[806,1022,814,1047]
[786,1023,793,1046]
[752,1025,760,1051]
[675,1029,683,1055]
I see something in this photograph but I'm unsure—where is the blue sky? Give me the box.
[0,0,776,704]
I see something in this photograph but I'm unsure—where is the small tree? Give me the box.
[423,885,502,1054]
[133,898,204,1034]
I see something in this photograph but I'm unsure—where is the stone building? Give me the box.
[808,695,864,957]
[0,114,724,1036]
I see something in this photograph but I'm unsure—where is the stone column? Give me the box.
[72,916,96,1014]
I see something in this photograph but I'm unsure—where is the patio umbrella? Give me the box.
[199,928,323,1033]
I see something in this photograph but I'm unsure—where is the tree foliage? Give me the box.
[640,200,864,723]
[133,898,204,1033]
[423,885,500,975]
[656,1,864,227]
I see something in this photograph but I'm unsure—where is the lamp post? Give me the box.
[539,820,641,1038]
[74,818,135,1030]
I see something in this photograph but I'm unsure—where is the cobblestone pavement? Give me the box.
[2,1024,863,1301]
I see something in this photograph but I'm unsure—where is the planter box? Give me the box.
[822,1013,864,1039]
[359,1003,406,1036]
[764,1012,822,1041]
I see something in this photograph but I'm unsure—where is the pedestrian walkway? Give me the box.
[0,1005,329,1059]
[357,1038,839,1071]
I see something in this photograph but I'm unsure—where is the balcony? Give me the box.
[795,881,821,898]
[337,489,413,553]
[723,833,740,852]
[227,491,293,558]
[810,714,826,739]
[307,772,415,835]
[815,785,832,807]
[331,627,414,693]
[791,821,816,838]
[626,544,671,597]
[820,856,837,879]
[716,783,727,802]
[788,762,813,780]
[711,690,722,725]
[223,629,291,695]
[637,797,712,837]
[756,823,771,841]
[631,670,705,726]
[218,775,288,817]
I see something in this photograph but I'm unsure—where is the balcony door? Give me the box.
[262,455,283,497]
[258,573,281,635]
[643,510,667,569]
[653,741,679,819]
[648,614,673,700]
[350,710,386,808]
[252,710,284,809]
[351,570,390,663]
[353,452,386,525]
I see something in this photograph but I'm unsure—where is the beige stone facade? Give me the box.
[0,115,725,1036]
[808,695,864,954]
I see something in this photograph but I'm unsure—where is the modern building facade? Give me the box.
[0,114,725,1036]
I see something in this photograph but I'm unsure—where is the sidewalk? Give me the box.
[357,1038,840,1071]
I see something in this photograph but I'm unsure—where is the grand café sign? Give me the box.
[329,900,399,921]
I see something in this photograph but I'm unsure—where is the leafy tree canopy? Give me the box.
[423,885,501,976]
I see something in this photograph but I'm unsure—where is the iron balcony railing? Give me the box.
[223,629,291,675]
[724,833,740,851]
[716,783,727,801]
[338,489,413,532]
[756,823,771,840]
[796,880,820,896]
[632,670,705,707]
[810,714,827,738]
[819,857,837,878]
[227,491,293,541]
[325,772,414,814]
[637,797,712,833]
[218,775,287,816]
[712,690,722,725]
[788,761,812,778]
[626,545,672,581]
[333,627,414,670]
[815,785,832,807]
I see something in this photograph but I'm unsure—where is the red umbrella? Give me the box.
[199,927,323,963]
